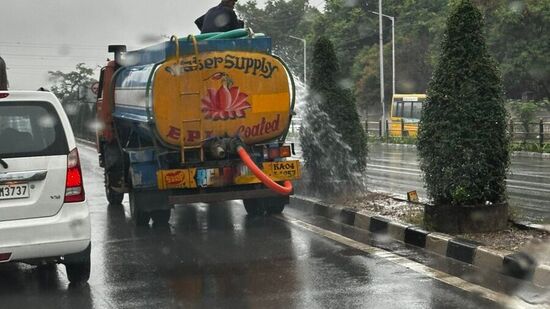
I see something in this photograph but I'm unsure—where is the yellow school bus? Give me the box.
[389,94,426,137]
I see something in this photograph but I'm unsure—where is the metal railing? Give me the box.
[364,120,405,138]
[509,119,550,147]
[365,118,550,148]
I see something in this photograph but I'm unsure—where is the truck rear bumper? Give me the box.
[168,187,290,205]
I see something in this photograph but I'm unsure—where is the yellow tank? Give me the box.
[113,50,294,148]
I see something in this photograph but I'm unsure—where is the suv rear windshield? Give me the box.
[0,101,68,158]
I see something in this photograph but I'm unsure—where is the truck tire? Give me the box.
[243,199,265,216]
[244,197,286,216]
[64,244,91,285]
[104,171,124,205]
[151,209,171,227]
[129,191,150,226]
[266,199,286,214]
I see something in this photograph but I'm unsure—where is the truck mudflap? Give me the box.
[156,160,301,190]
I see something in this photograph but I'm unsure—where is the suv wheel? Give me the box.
[64,244,91,285]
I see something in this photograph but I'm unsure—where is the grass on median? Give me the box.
[317,191,549,255]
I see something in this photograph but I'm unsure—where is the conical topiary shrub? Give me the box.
[299,37,367,196]
[417,0,510,233]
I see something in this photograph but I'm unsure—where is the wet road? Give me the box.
[0,143,536,308]
[366,144,550,224]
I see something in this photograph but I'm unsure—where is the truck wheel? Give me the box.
[129,191,150,226]
[266,199,286,215]
[243,199,265,216]
[104,171,124,205]
[64,244,91,285]
[106,186,124,205]
[151,209,171,227]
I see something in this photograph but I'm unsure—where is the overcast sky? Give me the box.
[0,0,323,90]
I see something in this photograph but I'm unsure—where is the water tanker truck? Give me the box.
[95,30,300,226]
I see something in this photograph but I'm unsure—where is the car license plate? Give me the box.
[0,183,30,200]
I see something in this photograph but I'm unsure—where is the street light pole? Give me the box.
[289,35,307,87]
[378,0,386,135]
[370,11,395,96]
[391,15,395,96]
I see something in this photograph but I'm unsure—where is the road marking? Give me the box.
[368,161,550,181]
[368,158,421,167]
[274,214,546,309]
[508,184,550,193]
[367,166,421,177]
[367,166,550,193]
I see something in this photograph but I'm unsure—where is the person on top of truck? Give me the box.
[195,0,244,34]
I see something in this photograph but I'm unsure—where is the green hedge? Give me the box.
[417,0,510,206]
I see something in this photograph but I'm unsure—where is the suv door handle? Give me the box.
[0,171,48,184]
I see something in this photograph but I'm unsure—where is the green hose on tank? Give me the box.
[205,28,250,40]
[186,28,266,42]
[190,32,223,41]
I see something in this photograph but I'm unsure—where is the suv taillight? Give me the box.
[65,148,85,203]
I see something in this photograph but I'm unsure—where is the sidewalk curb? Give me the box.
[289,195,549,288]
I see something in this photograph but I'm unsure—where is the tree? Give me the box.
[48,63,96,135]
[309,0,449,115]
[509,100,539,144]
[236,0,320,81]
[300,37,367,195]
[48,63,94,101]
[241,0,549,116]
[417,0,510,207]
[310,37,367,169]
[484,0,550,101]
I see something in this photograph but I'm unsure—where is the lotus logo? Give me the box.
[201,72,251,121]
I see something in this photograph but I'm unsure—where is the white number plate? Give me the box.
[0,183,30,200]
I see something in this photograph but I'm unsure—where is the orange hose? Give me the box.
[236,146,293,195]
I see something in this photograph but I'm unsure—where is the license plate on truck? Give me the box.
[234,160,301,184]
[157,160,301,189]
[0,183,30,200]
[270,161,300,179]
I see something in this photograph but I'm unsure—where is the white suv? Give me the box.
[0,91,91,284]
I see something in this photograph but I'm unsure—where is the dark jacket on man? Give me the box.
[195,4,244,33]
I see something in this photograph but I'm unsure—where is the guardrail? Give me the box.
[365,118,550,148]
